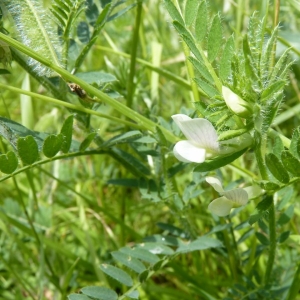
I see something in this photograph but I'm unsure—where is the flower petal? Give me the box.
[208,197,234,217]
[243,185,263,199]
[205,177,224,193]
[223,188,248,206]
[222,86,252,117]
[172,114,219,152]
[173,140,206,163]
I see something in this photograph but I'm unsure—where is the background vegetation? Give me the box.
[0,0,300,299]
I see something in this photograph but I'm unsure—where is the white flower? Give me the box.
[171,114,220,163]
[222,86,252,118]
[206,177,262,217]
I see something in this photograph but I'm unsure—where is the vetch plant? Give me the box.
[0,1,299,300]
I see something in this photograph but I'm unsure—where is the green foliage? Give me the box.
[266,153,290,184]
[0,0,300,299]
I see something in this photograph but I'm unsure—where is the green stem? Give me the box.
[222,220,238,281]
[126,0,143,108]
[0,149,109,183]
[264,197,276,286]
[254,131,268,180]
[0,32,177,143]
[182,42,200,104]
[271,0,280,68]
[0,82,143,129]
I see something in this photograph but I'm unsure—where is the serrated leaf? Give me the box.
[111,251,146,274]
[189,56,213,82]
[0,151,18,174]
[194,148,247,172]
[67,294,91,300]
[219,35,234,81]
[184,0,199,26]
[207,14,222,62]
[180,33,202,61]
[277,205,294,226]
[195,1,207,42]
[102,131,142,148]
[43,134,63,158]
[119,247,160,264]
[261,81,285,102]
[176,236,222,253]
[281,151,300,177]
[100,264,133,287]
[17,136,39,165]
[278,231,290,243]
[79,133,96,151]
[163,0,184,25]
[269,48,290,82]
[255,232,269,245]
[194,78,219,97]
[266,153,290,184]
[77,22,90,43]
[81,286,117,300]
[60,115,73,153]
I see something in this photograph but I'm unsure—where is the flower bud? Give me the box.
[222,86,252,118]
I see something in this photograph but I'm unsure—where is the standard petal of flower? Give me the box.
[173,141,206,163]
[173,117,219,152]
[172,114,192,128]
[208,197,234,217]
[222,86,251,117]
[205,177,224,193]
[243,185,263,199]
[223,188,248,206]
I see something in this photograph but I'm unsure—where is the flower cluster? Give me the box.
[172,111,261,216]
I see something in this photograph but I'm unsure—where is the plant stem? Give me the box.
[182,42,200,104]
[0,32,178,143]
[0,82,143,129]
[126,0,143,108]
[271,0,280,68]
[254,131,268,180]
[264,197,276,286]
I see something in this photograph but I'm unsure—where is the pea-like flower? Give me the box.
[206,177,262,217]
[222,86,252,118]
[171,114,220,163]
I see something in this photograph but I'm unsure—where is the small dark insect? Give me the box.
[68,83,87,99]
